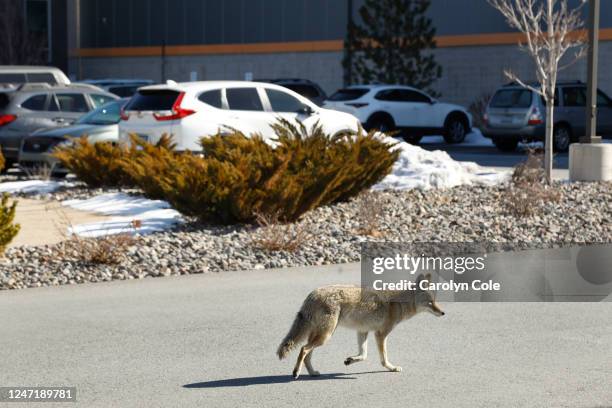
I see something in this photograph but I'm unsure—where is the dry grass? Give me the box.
[251,212,311,252]
[504,150,561,217]
[62,234,135,265]
[468,92,493,130]
[22,163,54,181]
[354,191,385,237]
[511,149,546,186]
[46,202,139,265]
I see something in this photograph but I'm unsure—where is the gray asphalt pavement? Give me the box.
[1,263,611,408]
[420,142,570,169]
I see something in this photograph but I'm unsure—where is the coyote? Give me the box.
[277,273,445,379]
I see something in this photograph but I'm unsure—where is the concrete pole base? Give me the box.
[569,142,612,181]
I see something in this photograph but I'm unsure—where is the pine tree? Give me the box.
[0,193,20,254]
[344,0,442,95]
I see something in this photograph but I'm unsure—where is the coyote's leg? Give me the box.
[293,344,314,379]
[293,311,338,379]
[375,330,401,372]
[304,352,320,377]
[344,331,368,365]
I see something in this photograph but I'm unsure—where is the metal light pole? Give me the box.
[344,0,354,87]
[583,0,601,144]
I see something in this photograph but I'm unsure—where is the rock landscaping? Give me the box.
[1,181,610,290]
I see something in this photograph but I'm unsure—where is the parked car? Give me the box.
[0,83,118,167]
[18,98,128,176]
[323,85,472,144]
[81,79,154,97]
[482,81,612,152]
[0,66,71,86]
[118,81,360,151]
[255,78,327,106]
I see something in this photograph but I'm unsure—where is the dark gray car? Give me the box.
[0,83,117,167]
[482,81,612,152]
[18,98,128,176]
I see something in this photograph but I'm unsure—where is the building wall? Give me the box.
[72,40,612,107]
[433,43,612,107]
[50,0,68,72]
[75,0,612,47]
[67,0,612,107]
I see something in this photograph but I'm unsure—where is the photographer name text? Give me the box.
[372,279,501,292]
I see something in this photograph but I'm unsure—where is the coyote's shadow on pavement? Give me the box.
[183,371,387,388]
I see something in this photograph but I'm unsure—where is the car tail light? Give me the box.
[527,106,543,125]
[120,107,129,121]
[153,92,195,121]
[0,114,17,126]
[346,103,369,108]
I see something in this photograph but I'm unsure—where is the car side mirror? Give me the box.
[297,105,314,115]
[430,98,437,104]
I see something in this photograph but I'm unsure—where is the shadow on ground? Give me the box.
[183,371,388,388]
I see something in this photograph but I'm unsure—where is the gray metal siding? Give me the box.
[79,0,612,49]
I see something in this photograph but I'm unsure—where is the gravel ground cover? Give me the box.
[1,181,610,290]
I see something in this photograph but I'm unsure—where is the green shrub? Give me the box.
[53,135,176,189]
[53,138,132,188]
[0,193,20,253]
[53,122,399,224]
[134,119,398,224]
[118,135,181,200]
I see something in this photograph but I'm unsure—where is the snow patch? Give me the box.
[0,180,70,194]
[62,193,182,237]
[419,129,494,147]
[373,138,508,190]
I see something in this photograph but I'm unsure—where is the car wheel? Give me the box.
[553,125,572,152]
[443,117,467,144]
[366,114,395,134]
[492,137,519,152]
[1,159,15,174]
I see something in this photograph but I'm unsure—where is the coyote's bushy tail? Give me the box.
[277,311,310,359]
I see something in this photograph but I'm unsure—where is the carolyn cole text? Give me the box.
[372,279,500,292]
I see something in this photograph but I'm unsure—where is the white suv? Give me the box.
[118,81,361,151]
[323,85,472,144]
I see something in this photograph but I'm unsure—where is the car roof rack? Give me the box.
[557,80,584,85]
[271,78,316,84]
[67,82,105,91]
[17,82,53,91]
[504,80,584,87]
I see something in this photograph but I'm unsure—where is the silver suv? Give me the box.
[0,83,117,167]
[0,66,71,86]
[482,81,612,152]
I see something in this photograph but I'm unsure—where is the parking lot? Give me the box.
[421,141,569,168]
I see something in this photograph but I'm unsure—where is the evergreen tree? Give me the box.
[344,0,442,95]
[0,193,19,254]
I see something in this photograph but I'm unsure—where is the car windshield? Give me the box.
[77,99,123,125]
[328,88,370,101]
[490,89,533,108]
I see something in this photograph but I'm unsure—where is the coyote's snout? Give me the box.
[277,273,444,379]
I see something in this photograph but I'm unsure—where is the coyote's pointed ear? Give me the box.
[416,273,425,286]
[416,273,432,290]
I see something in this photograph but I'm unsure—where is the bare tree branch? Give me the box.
[487,0,587,183]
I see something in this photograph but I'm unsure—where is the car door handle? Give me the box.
[53,117,66,123]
